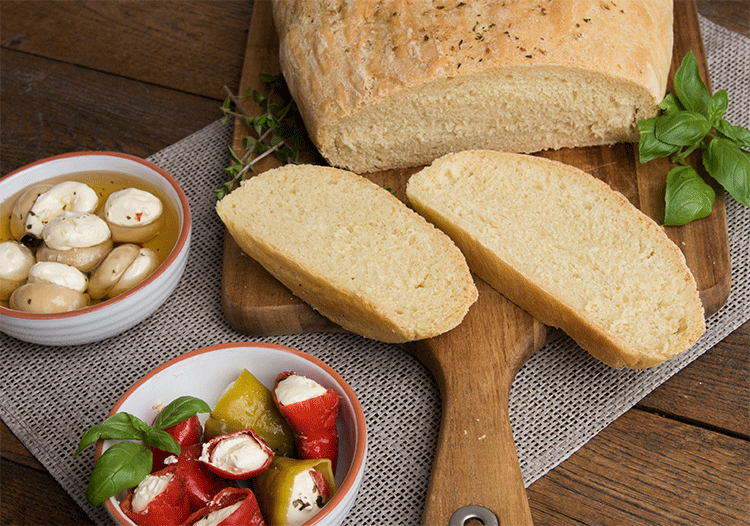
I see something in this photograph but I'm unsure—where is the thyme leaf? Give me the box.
[215,74,304,199]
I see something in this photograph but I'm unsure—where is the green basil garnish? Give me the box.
[75,395,209,507]
[638,50,749,225]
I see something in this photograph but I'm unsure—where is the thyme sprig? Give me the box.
[215,73,304,199]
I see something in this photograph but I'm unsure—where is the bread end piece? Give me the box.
[216,164,477,343]
[407,150,705,368]
[273,0,673,173]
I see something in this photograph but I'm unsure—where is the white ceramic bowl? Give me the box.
[0,152,191,345]
[98,342,367,526]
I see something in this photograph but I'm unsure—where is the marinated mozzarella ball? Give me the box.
[36,212,113,273]
[27,261,88,293]
[0,241,35,300]
[101,188,163,243]
[16,181,99,239]
[10,282,90,313]
[9,260,91,313]
[42,211,111,250]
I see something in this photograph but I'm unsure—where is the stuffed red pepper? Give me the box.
[272,372,340,471]
[120,464,191,526]
[181,487,266,526]
[169,443,230,510]
[150,414,203,472]
[199,429,274,480]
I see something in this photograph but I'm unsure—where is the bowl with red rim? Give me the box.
[0,151,191,346]
[98,341,368,526]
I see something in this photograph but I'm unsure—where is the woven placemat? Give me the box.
[1,15,747,526]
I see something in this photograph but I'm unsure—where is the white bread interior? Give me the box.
[216,164,478,343]
[406,150,705,368]
[272,0,673,173]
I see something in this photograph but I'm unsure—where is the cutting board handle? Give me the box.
[449,505,500,526]
[409,279,548,525]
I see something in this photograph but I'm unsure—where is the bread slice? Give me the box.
[272,0,673,173]
[216,164,477,343]
[406,151,705,368]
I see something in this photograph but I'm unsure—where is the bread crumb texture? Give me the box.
[407,151,705,368]
[216,164,477,343]
[272,0,673,172]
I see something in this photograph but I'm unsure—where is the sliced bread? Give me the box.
[272,0,673,173]
[216,164,478,343]
[406,150,705,368]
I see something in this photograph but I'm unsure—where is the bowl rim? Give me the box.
[98,341,368,526]
[0,151,191,320]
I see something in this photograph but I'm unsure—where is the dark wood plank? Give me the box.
[0,420,45,471]
[527,407,750,526]
[5,318,744,526]
[0,423,94,524]
[637,320,749,437]
[1,441,94,526]
[0,49,223,174]
[0,0,252,99]
[0,1,747,525]
[695,0,750,36]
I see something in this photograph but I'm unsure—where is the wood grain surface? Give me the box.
[1,1,748,525]
[219,1,731,524]
[222,1,733,334]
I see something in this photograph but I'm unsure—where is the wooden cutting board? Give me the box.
[220,2,731,524]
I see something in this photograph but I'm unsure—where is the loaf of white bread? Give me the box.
[406,151,705,368]
[216,164,478,343]
[271,0,673,173]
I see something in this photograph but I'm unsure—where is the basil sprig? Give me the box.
[74,395,210,507]
[638,50,750,225]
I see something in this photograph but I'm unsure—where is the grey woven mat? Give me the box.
[1,15,748,526]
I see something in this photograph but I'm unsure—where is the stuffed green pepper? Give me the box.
[204,369,295,457]
[253,456,337,526]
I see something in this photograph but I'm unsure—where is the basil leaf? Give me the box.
[153,395,210,430]
[85,442,152,507]
[706,89,729,127]
[75,413,148,456]
[715,119,750,149]
[703,137,750,206]
[638,117,680,163]
[734,126,750,149]
[654,111,711,147]
[673,50,711,115]
[658,92,684,115]
[144,428,181,455]
[663,166,715,226]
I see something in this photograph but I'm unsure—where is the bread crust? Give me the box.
[273,0,673,171]
[407,151,705,368]
[216,164,477,343]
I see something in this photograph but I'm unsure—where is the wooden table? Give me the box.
[1,1,747,524]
